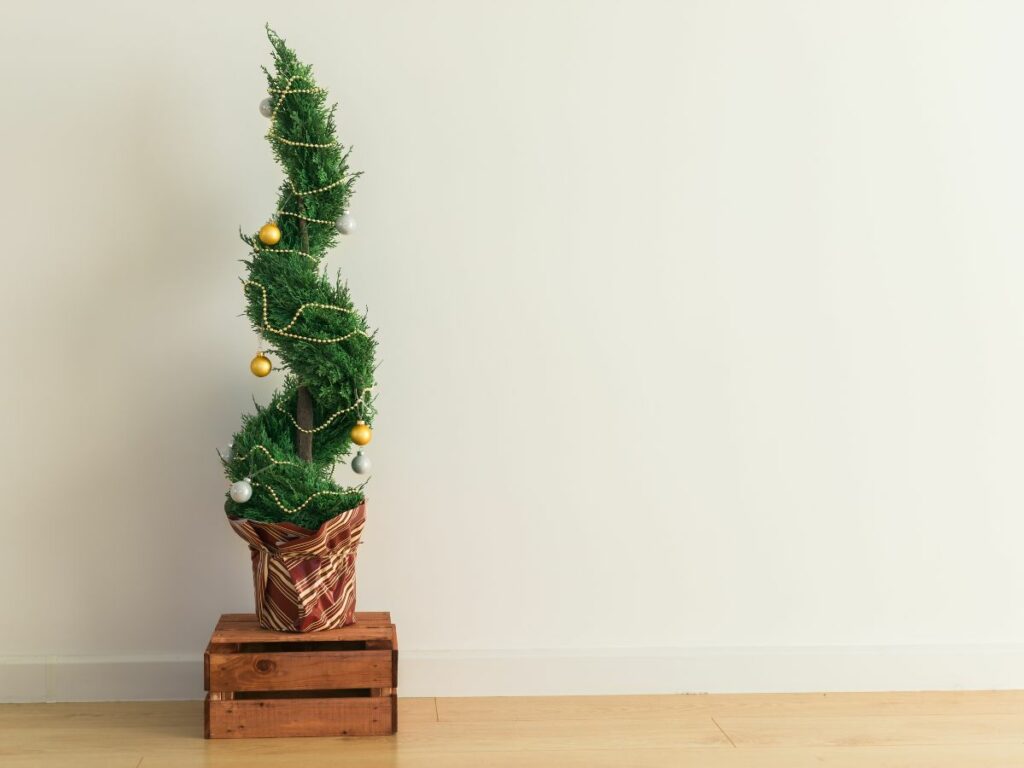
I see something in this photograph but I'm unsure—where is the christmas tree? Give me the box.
[223,28,376,531]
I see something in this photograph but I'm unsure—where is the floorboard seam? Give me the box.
[711,716,737,748]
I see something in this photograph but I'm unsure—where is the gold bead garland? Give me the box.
[289,177,348,197]
[251,480,359,515]
[271,134,337,149]
[253,247,317,262]
[268,86,325,95]
[274,208,338,226]
[232,444,364,514]
[232,444,300,468]
[243,280,371,344]
[275,387,373,434]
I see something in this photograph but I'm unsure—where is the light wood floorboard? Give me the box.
[2,692,1024,767]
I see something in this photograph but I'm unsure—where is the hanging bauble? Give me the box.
[351,451,371,474]
[259,97,274,118]
[250,353,272,377]
[258,222,282,245]
[229,478,253,503]
[350,420,372,446]
[335,211,356,235]
[219,442,234,461]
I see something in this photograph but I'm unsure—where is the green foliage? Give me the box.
[223,27,376,530]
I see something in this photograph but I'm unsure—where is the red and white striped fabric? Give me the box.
[228,503,366,632]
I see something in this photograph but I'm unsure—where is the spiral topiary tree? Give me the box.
[222,27,376,532]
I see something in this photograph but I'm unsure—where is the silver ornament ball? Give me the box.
[351,451,371,474]
[229,478,253,503]
[259,97,274,118]
[335,211,356,235]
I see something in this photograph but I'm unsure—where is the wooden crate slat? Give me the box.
[208,649,393,691]
[212,614,395,645]
[212,625,396,644]
[206,694,395,738]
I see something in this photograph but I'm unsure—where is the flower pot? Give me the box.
[228,502,366,632]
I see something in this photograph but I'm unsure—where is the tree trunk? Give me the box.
[296,385,314,462]
[297,193,311,253]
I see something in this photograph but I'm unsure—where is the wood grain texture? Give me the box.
[6,692,1024,766]
[142,745,1024,768]
[207,649,393,691]
[212,612,394,645]
[206,695,395,738]
[715,713,1024,747]
[436,690,1024,722]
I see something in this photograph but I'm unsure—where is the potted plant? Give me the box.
[221,28,376,632]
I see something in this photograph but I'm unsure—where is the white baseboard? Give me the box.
[0,655,200,702]
[401,645,1024,697]
[4,645,1024,702]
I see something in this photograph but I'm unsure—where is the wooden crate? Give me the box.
[204,611,398,738]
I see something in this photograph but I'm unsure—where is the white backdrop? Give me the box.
[3,0,1024,700]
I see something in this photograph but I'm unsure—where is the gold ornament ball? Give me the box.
[258,222,282,245]
[250,353,272,377]
[351,420,373,446]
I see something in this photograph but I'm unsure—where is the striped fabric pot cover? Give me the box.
[228,503,366,632]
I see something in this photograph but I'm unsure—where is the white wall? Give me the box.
[3,0,1024,701]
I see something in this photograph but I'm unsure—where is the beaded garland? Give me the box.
[227,443,364,515]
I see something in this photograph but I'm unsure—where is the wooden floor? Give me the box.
[3,691,1024,767]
